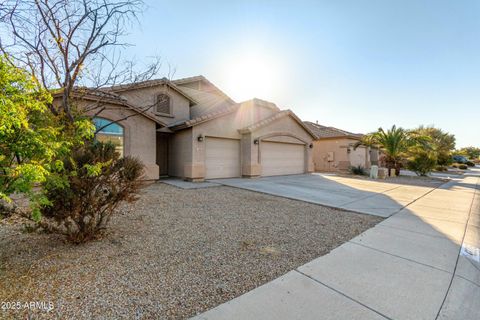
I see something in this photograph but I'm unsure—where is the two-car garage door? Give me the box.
[260,142,305,176]
[205,138,305,179]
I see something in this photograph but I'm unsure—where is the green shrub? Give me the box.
[406,150,437,176]
[38,141,144,243]
[458,164,468,170]
[349,165,366,175]
[435,165,448,172]
[0,56,74,217]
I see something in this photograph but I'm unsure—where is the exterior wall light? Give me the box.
[347,148,351,154]
[254,139,259,145]
[309,143,313,149]
[197,134,204,142]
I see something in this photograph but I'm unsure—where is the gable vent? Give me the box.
[156,94,171,114]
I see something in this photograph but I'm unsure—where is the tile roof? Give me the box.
[53,87,127,104]
[239,110,317,139]
[108,78,198,104]
[174,86,235,117]
[173,75,236,104]
[168,104,240,130]
[168,98,281,131]
[304,121,363,139]
[52,87,167,126]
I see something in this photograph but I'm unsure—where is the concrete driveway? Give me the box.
[213,173,437,217]
[196,171,480,320]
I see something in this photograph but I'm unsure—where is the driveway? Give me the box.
[196,171,480,320]
[213,173,438,217]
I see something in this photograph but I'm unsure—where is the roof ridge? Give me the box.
[106,78,198,104]
[304,121,363,139]
[173,75,236,104]
[238,109,316,139]
[169,103,240,130]
[172,75,206,83]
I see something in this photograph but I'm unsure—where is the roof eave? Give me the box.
[316,135,363,141]
[173,75,236,105]
[54,91,167,127]
[109,79,199,105]
[169,104,240,131]
[238,110,317,139]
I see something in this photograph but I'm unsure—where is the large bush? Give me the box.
[406,149,437,176]
[0,56,95,219]
[0,56,65,217]
[38,142,144,243]
[413,126,455,166]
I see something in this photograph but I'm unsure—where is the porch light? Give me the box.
[254,139,259,145]
[197,134,204,142]
[309,143,313,149]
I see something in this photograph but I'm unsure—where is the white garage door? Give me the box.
[205,137,241,179]
[261,142,305,176]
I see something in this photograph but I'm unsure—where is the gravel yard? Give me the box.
[1,183,381,319]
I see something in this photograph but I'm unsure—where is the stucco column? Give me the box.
[185,128,206,181]
[242,133,261,177]
[307,143,314,173]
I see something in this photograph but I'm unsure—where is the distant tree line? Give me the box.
[356,125,461,176]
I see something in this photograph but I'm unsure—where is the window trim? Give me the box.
[93,117,125,157]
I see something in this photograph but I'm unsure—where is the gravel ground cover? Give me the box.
[1,183,381,319]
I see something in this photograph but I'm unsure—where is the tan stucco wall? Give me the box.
[349,145,370,168]
[312,138,370,172]
[67,100,159,180]
[179,104,313,180]
[117,84,191,125]
[184,100,279,179]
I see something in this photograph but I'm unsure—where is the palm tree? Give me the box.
[355,125,429,176]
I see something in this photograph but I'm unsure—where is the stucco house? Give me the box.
[304,121,377,172]
[63,76,316,181]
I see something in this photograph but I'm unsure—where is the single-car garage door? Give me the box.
[205,137,241,179]
[261,142,305,176]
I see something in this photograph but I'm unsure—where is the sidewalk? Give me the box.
[192,173,479,320]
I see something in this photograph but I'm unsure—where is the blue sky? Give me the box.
[124,0,480,147]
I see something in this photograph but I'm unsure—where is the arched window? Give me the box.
[156,93,171,114]
[93,117,124,157]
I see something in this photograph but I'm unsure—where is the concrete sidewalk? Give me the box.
[213,174,439,217]
[193,173,479,320]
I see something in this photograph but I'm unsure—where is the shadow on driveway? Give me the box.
[197,172,480,320]
[211,174,437,217]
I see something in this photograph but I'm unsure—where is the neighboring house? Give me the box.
[57,76,316,180]
[304,121,377,172]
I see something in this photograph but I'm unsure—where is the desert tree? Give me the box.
[0,0,163,122]
[412,126,455,166]
[0,0,158,241]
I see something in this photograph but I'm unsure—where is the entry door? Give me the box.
[156,133,169,176]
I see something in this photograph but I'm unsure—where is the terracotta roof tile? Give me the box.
[304,121,363,139]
